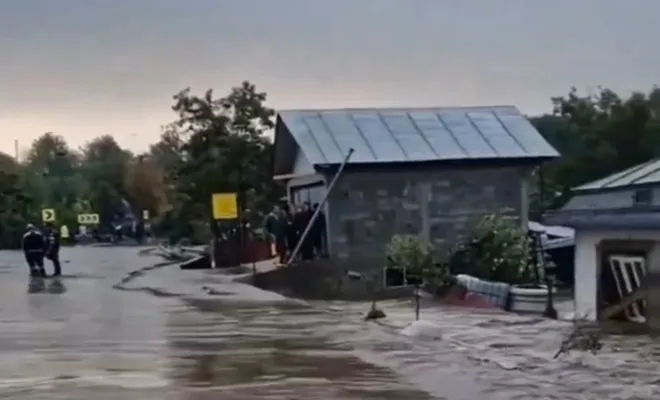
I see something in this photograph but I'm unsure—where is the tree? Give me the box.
[80,135,132,226]
[531,86,660,213]
[124,155,168,219]
[0,152,18,173]
[0,152,33,248]
[154,81,282,242]
[21,133,84,228]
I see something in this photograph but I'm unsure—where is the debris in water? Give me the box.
[554,317,603,359]
[364,304,386,321]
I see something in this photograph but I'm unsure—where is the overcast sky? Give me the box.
[1,0,658,155]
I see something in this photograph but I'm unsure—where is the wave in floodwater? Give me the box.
[1,248,660,399]
[134,265,660,399]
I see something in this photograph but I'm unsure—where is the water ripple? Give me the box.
[1,248,659,399]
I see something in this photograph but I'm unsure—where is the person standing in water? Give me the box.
[44,222,62,276]
[22,224,46,277]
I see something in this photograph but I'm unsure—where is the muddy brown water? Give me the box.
[0,247,659,399]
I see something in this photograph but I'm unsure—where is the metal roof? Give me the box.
[544,208,660,231]
[574,158,660,191]
[276,106,559,165]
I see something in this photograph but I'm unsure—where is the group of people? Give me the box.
[21,223,61,278]
[264,202,327,264]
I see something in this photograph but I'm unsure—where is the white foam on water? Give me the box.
[400,320,443,340]
[0,372,168,390]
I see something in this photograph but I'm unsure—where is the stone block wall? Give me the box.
[323,165,531,275]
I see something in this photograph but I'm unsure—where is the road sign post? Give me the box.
[41,209,56,223]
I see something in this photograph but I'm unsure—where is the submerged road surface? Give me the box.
[0,247,659,399]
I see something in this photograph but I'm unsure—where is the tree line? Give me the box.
[0,81,280,248]
[1,82,659,249]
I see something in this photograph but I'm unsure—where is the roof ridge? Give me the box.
[278,105,519,114]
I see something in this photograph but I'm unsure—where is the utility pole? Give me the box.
[14,139,18,162]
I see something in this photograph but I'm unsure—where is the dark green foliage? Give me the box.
[448,214,532,284]
[530,86,660,214]
[0,81,281,248]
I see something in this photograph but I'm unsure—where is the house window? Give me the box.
[383,266,423,288]
[633,188,652,206]
[289,182,326,207]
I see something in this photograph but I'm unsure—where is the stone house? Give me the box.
[545,158,660,329]
[273,106,558,287]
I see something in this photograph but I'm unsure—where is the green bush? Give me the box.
[448,214,533,284]
[386,234,452,287]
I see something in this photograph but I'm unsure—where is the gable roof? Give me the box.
[274,106,558,174]
[574,157,660,192]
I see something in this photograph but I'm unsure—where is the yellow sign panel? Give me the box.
[211,193,238,220]
[60,225,70,239]
[77,213,100,225]
[42,209,56,222]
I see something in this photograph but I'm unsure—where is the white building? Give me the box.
[545,158,660,329]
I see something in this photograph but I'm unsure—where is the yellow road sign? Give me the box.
[211,193,238,220]
[77,213,100,225]
[41,209,56,222]
[60,225,70,239]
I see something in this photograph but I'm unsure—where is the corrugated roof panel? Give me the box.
[575,158,660,190]
[467,111,528,158]
[407,111,467,159]
[438,110,498,158]
[298,113,344,164]
[319,112,375,163]
[300,113,345,163]
[631,163,660,185]
[599,159,660,187]
[351,112,407,162]
[379,112,438,161]
[494,111,559,158]
[276,106,558,166]
[574,160,652,190]
[280,114,328,164]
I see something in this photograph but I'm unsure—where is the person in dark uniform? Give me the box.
[44,223,62,276]
[22,224,46,277]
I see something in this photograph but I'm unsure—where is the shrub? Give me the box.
[448,214,533,284]
[386,234,452,287]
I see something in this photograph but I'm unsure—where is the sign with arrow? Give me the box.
[77,213,100,225]
[41,209,56,222]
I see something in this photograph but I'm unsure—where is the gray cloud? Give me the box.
[1,0,659,153]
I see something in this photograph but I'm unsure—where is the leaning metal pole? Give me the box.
[285,148,354,266]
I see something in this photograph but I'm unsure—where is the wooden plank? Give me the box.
[601,285,647,320]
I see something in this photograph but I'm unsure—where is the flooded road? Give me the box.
[0,247,659,399]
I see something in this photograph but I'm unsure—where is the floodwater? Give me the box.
[0,248,659,399]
